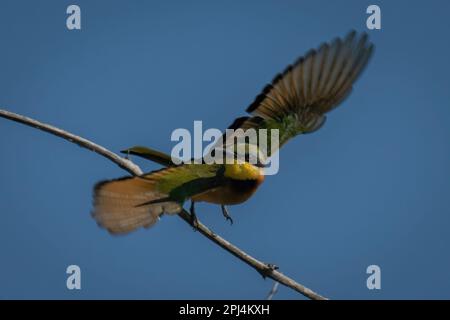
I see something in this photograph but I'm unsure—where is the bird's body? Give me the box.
[92,30,374,235]
[192,163,265,205]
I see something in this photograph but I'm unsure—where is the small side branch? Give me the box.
[267,282,279,300]
[0,108,327,300]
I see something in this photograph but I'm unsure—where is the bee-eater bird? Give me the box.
[92,30,374,235]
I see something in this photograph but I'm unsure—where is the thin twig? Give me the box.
[267,281,280,300]
[0,109,142,176]
[0,108,328,300]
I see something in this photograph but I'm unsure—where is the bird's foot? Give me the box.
[258,263,279,279]
[221,205,233,225]
[266,263,279,271]
[190,201,199,231]
[124,149,130,160]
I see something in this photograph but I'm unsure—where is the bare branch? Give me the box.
[0,109,142,176]
[0,108,328,300]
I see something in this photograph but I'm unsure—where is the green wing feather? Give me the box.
[118,148,223,202]
[145,163,223,201]
[121,146,177,167]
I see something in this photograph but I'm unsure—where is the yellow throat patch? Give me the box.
[224,162,262,180]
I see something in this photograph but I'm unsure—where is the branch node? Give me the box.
[258,263,279,279]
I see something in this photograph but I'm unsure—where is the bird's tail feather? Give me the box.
[92,175,180,235]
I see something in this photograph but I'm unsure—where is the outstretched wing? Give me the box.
[221,30,374,156]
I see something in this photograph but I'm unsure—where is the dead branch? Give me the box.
[0,108,327,300]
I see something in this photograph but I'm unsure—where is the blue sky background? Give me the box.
[0,0,449,299]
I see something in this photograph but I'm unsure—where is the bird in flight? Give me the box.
[92,30,374,235]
